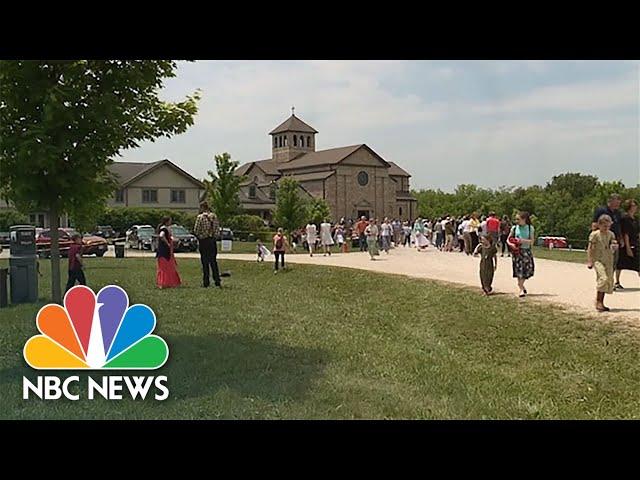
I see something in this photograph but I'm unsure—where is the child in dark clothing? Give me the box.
[474,233,498,295]
[65,233,86,292]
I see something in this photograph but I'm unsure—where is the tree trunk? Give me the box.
[49,205,62,304]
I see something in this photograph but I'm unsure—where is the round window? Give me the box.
[357,171,369,186]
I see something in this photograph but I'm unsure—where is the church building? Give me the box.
[235,111,417,223]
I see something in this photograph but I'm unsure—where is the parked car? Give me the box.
[125,224,155,250]
[36,228,109,258]
[93,225,116,243]
[538,236,568,249]
[151,224,198,252]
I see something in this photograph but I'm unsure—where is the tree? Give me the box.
[0,209,29,230]
[273,178,308,233]
[207,152,243,226]
[546,172,598,200]
[307,198,332,225]
[0,60,200,302]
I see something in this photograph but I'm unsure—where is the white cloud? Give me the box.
[470,73,638,114]
[119,60,639,191]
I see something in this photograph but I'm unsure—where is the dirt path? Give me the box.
[215,246,639,322]
[12,245,635,322]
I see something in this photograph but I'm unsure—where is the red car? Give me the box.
[36,228,108,258]
[540,236,568,249]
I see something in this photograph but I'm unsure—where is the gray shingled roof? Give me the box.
[108,160,204,188]
[236,144,399,179]
[235,158,280,177]
[388,161,411,177]
[277,144,364,171]
[269,114,318,135]
[108,161,162,184]
[396,192,417,201]
[283,171,336,182]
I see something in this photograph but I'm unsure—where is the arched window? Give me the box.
[273,136,277,148]
[278,136,282,148]
[307,136,311,147]
[293,135,297,147]
[399,207,403,216]
[269,183,277,200]
[283,136,288,146]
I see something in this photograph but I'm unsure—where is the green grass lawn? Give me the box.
[532,246,587,264]
[1,256,638,419]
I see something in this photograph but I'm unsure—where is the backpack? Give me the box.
[275,235,284,250]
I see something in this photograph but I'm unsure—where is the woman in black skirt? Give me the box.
[617,199,639,277]
[508,211,536,297]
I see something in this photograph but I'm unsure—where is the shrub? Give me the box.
[0,210,29,230]
[225,214,267,232]
[93,207,199,236]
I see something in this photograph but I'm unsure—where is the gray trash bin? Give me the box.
[0,268,8,308]
[9,225,38,304]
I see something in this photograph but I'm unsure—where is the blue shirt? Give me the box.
[513,224,534,249]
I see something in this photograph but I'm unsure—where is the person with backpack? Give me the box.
[193,201,221,289]
[272,228,289,273]
[507,211,535,297]
[499,215,512,257]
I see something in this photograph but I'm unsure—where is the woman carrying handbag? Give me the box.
[507,211,535,298]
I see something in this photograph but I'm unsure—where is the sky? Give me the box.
[118,60,639,191]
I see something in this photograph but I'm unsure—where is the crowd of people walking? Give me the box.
[127,194,638,314]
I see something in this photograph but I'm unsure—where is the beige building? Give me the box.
[0,159,204,229]
[235,113,417,222]
[107,159,205,211]
[0,199,71,229]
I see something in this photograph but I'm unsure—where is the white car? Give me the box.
[125,224,155,250]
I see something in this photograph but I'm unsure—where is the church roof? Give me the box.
[388,161,411,177]
[396,192,417,201]
[235,158,280,177]
[236,144,393,176]
[277,144,364,171]
[269,114,318,135]
[283,170,336,182]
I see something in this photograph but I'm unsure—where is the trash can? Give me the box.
[115,243,125,258]
[9,225,38,304]
[0,268,8,308]
[220,228,233,252]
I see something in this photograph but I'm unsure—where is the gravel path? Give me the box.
[8,245,637,321]
[214,246,640,321]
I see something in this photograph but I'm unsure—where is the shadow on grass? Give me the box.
[0,333,327,414]
[160,333,328,403]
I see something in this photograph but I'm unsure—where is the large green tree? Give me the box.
[0,60,200,302]
[206,152,243,225]
[413,172,638,248]
[273,178,308,233]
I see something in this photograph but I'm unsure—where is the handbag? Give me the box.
[507,226,522,256]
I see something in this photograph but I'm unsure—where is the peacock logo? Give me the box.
[23,285,169,370]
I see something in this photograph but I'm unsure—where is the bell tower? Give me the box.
[270,107,318,163]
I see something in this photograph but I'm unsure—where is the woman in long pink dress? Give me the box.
[156,216,181,288]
